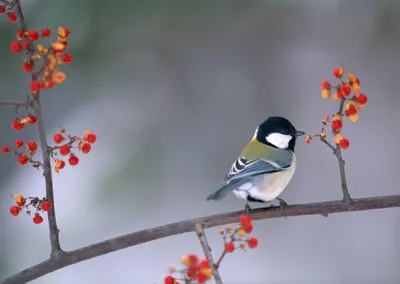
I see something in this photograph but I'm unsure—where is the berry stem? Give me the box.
[194,223,223,284]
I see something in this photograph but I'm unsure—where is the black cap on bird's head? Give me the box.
[255,116,305,151]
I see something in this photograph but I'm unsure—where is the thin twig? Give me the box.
[194,223,223,284]
[215,251,226,268]
[1,194,400,284]
[14,0,63,257]
[0,101,30,107]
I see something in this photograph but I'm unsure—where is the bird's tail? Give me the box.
[206,178,248,201]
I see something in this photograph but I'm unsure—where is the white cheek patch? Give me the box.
[266,133,293,149]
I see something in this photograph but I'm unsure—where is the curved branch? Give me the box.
[1,194,400,284]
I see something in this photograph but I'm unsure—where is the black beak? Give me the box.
[294,130,306,137]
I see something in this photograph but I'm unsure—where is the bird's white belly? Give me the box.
[233,154,296,202]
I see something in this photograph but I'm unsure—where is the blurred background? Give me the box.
[1,0,400,283]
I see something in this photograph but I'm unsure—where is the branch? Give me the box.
[13,0,63,257]
[0,101,30,107]
[2,194,400,284]
[194,223,223,284]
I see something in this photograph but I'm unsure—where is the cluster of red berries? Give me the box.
[305,66,368,150]
[2,115,41,166]
[164,215,259,284]
[2,3,72,92]
[50,128,97,172]
[9,194,51,224]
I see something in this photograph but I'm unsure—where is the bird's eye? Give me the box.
[279,128,289,134]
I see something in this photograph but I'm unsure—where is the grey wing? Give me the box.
[224,157,247,181]
[225,150,293,182]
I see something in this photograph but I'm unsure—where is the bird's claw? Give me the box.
[276,197,288,219]
[245,203,252,214]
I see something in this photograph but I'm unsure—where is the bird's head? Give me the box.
[254,116,305,151]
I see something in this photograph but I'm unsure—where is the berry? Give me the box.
[59,144,70,155]
[15,139,24,148]
[0,5,5,14]
[14,194,23,203]
[10,41,22,53]
[225,242,235,252]
[16,200,26,207]
[164,276,175,284]
[87,133,97,143]
[348,114,359,122]
[22,63,32,72]
[18,154,29,165]
[320,80,330,90]
[240,214,252,228]
[27,115,37,124]
[305,135,312,144]
[10,206,19,216]
[30,80,41,92]
[340,84,351,97]
[53,133,63,144]
[248,237,259,248]
[335,90,344,99]
[21,39,30,49]
[237,227,246,237]
[33,214,43,224]
[333,133,343,144]
[27,30,39,41]
[41,80,54,89]
[187,253,199,265]
[243,224,253,233]
[11,119,24,131]
[331,120,343,131]
[62,53,72,64]
[199,259,209,269]
[41,201,51,211]
[333,67,344,78]
[41,28,51,37]
[186,267,197,278]
[68,155,79,166]
[58,160,66,169]
[339,138,350,149]
[16,29,24,39]
[27,140,38,152]
[7,12,17,22]
[81,143,91,154]
[346,105,357,116]
[357,93,368,105]
[197,274,207,283]
[2,146,10,153]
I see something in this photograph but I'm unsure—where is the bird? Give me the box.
[206,116,305,214]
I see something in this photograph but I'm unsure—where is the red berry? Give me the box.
[17,199,26,206]
[16,29,24,39]
[81,143,91,154]
[68,155,79,166]
[225,242,235,253]
[2,146,10,153]
[10,41,22,53]
[41,28,51,37]
[0,5,5,14]
[187,254,199,265]
[320,80,330,90]
[346,106,357,116]
[240,214,252,228]
[11,119,25,131]
[336,90,344,99]
[21,39,30,49]
[7,11,17,22]
[199,259,209,268]
[33,214,43,224]
[17,154,29,165]
[27,140,38,152]
[10,205,20,216]
[164,276,175,284]
[87,133,97,143]
[243,224,253,233]
[339,138,350,149]
[63,27,70,37]
[53,133,63,144]
[197,274,207,283]
[358,93,368,105]
[22,63,32,72]
[331,120,343,131]
[340,84,351,96]
[333,68,343,78]
[186,267,197,279]
[41,201,51,211]
[248,237,259,248]
[27,30,39,41]
[59,144,70,155]
[30,80,41,92]
[41,80,54,89]
[62,53,72,64]
[27,115,36,124]
[15,139,24,148]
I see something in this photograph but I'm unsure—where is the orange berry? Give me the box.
[321,88,330,99]
[81,143,91,154]
[248,237,259,248]
[27,140,38,152]
[41,201,51,211]
[181,256,190,267]
[10,41,22,53]
[200,267,213,278]
[339,138,350,149]
[1,146,10,153]
[347,114,359,122]
[237,227,246,237]
[17,154,29,165]
[357,93,368,105]
[59,145,71,156]
[33,214,43,224]
[14,194,24,203]
[30,80,41,92]
[225,242,235,253]
[15,139,24,148]
[27,30,39,41]
[52,71,66,84]
[7,11,17,22]
[331,120,343,131]
[41,28,51,37]
[10,205,20,216]
[11,119,25,131]
[333,133,343,144]
[351,83,360,93]
[68,155,79,166]
[164,276,175,284]
[87,133,97,144]
[332,114,342,121]
[333,66,344,78]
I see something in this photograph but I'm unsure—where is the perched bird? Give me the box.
[207,116,305,213]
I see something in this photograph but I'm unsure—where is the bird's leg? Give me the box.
[276,197,288,219]
[245,202,252,214]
